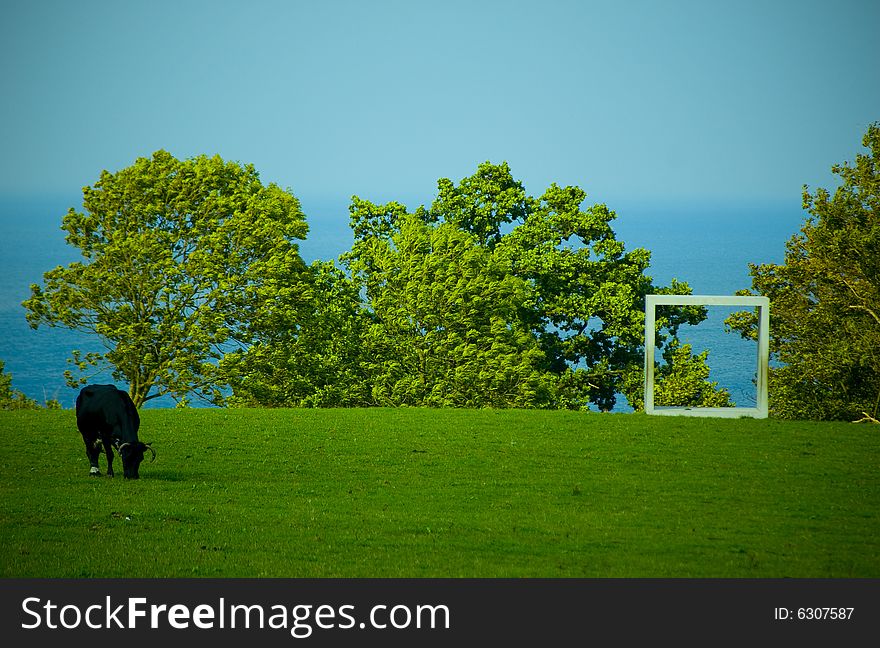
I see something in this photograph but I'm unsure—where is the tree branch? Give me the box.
[847,304,880,326]
[840,277,880,325]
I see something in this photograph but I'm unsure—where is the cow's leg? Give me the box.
[83,436,101,476]
[102,438,115,477]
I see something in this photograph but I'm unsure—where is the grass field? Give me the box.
[0,408,877,578]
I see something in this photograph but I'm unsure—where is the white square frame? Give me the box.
[644,294,770,418]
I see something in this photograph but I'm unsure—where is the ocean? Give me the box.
[0,195,803,410]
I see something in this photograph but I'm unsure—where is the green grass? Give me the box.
[1,408,877,577]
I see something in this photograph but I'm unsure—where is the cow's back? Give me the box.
[76,384,139,439]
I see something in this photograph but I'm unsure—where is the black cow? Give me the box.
[75,384,155,479]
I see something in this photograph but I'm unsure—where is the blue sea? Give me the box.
[0,195,803,410]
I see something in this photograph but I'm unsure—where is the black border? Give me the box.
[2,578,876,646]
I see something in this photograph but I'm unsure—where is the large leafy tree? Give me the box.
[727,123,880,421]
[346,207,555,407]
[23,150,309,407]
[220,260,370,407]
[436,163,716,410]
[345,163,719,410]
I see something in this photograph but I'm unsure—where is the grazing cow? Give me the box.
[75,384,155,479]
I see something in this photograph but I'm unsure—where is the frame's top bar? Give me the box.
[646,294,769,307]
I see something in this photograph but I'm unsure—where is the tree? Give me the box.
[342,162,724,410]
[435,163,722,410]
[346,208,555,407]
[622,340,733,411]
[727,123,880,421]
[0,360,38,410]
[0,360,61,409]
[23,150,309,407]
[221,260,371,407]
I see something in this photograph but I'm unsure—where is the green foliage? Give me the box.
[624,340,734,411]
[2,409,877,577]
[727,123,880,420]
[339,161,722,411]
[0,360,39,410]
[23,150,309,407]
[0,360,60,410]
[23,154,724,411]
[654,343,733,408]
[221,260,370,407]
[433,161,529,247]
[347,212,555,407]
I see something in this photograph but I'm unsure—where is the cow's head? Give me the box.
[117,441,156,479]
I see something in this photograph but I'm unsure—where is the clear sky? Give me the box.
[2,0,878,212]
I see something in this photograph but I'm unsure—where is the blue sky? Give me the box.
[2,0,878,213]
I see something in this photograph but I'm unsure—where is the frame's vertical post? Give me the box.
[756,298,770,418]
[644,295,656,415]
